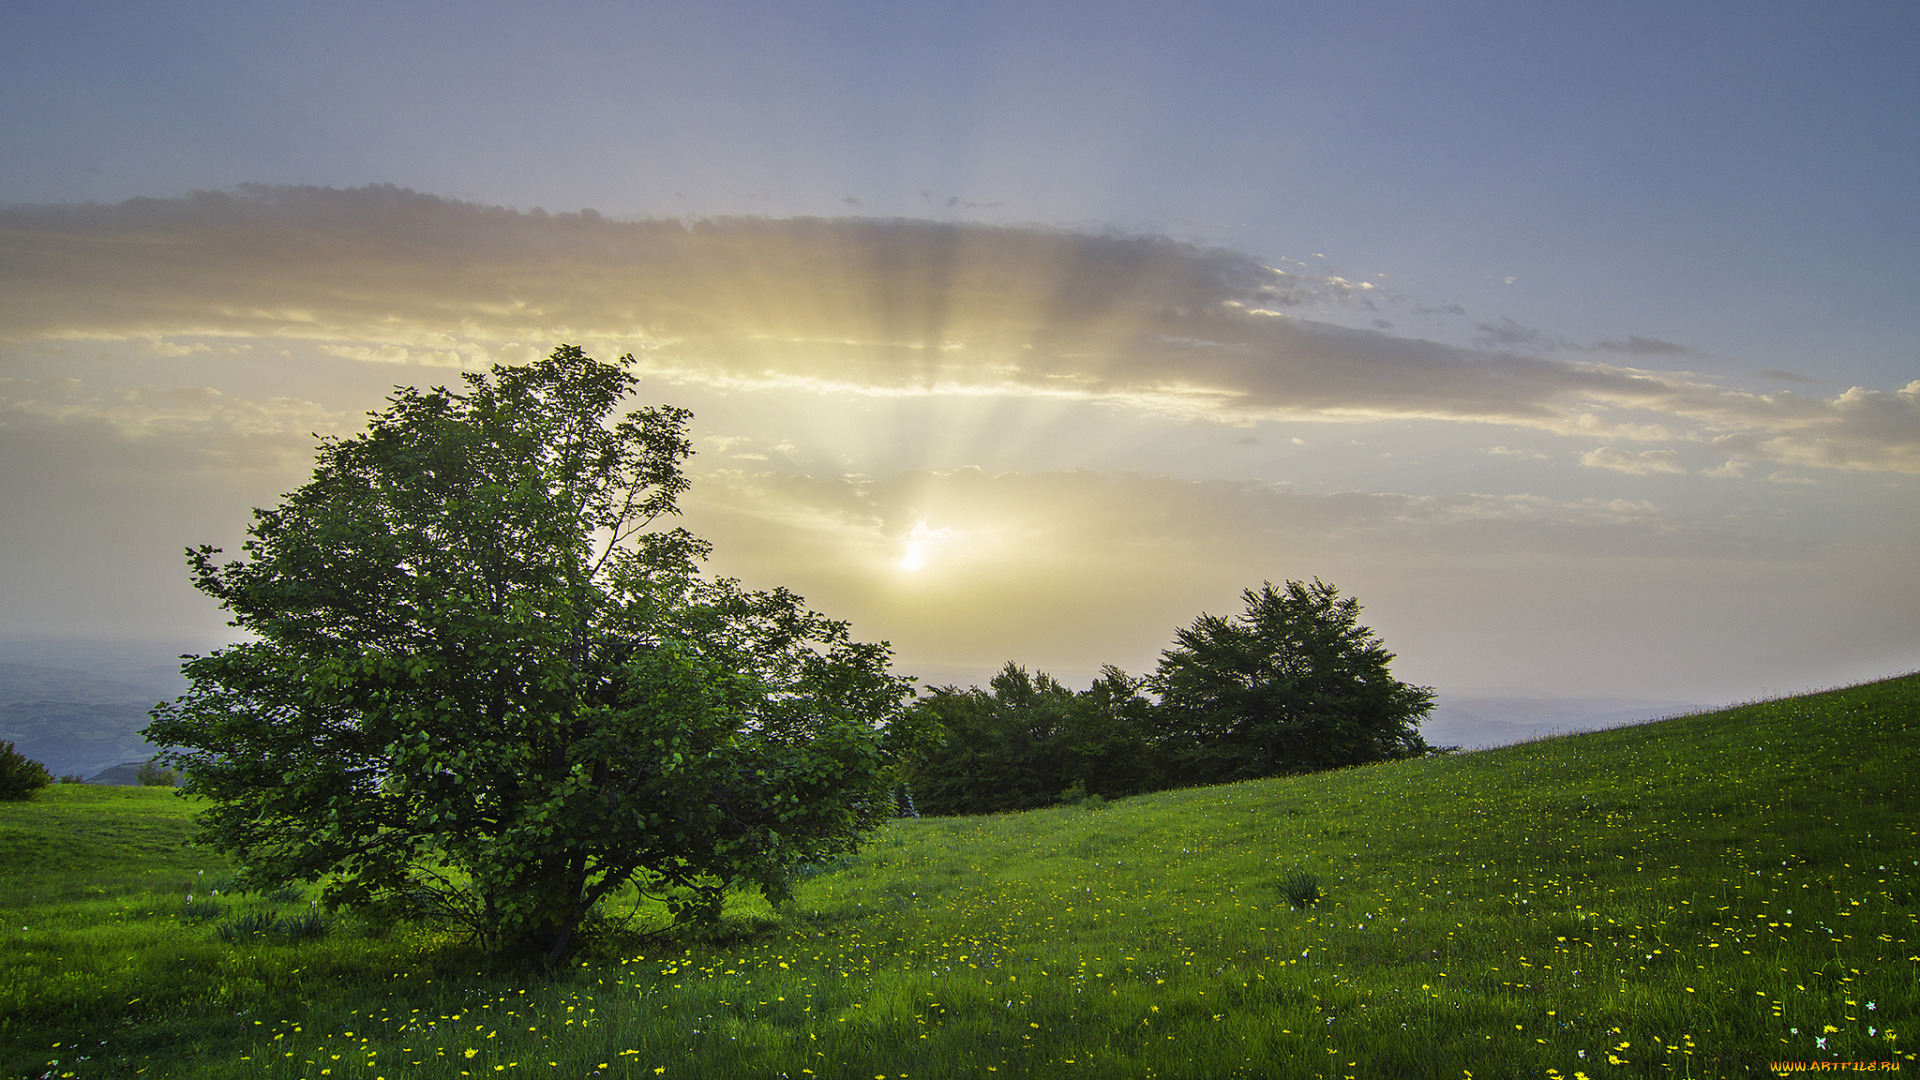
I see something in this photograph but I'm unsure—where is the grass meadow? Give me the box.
[3,675,1916,1079]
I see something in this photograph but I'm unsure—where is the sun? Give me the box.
[898,520,944,573]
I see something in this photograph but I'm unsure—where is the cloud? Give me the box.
[142,340,214,358]
[1472,317,1551,351]
[1593,336,1693,356]
[316,341,497,368]
[0,376,346,477]
[6,185,1916,472]
[1,376,345,443]
[1760,368,1818,383]
[1676,381,1920,474]
[1579,446,1687,475]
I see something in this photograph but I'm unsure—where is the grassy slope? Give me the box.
[2,676,1915,1079]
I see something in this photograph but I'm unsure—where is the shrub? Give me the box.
[182,896,224,922]
[216,911,281,942]
[57,773,86,784]
[135,760,181,787]
[0,742,53,801]
[1278,869,1322,909]
[275,909,331,941]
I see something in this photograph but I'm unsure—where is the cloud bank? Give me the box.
[4,185,1916,473]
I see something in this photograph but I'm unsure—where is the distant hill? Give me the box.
[0,640,192,779]
[85,760,171,785]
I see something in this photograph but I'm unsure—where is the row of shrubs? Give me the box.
[891,582,1442,817]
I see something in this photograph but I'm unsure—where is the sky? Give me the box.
[1,0,1916,705]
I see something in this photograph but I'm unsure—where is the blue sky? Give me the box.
[2,1,1915,701]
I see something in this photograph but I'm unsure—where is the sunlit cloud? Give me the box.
[1580,446,1686,476]
[0,375,346,446]
[5,185,1916,474]
[1,185,1913,699]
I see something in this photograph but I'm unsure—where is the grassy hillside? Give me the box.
[3,675,1915,1078]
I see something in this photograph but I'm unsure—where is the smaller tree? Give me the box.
[0,742,53,801]
[1151,579,1434,784]
[135,760,181,787]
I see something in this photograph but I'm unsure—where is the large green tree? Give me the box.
[1150,579,1434,784]
[146,346,910,963]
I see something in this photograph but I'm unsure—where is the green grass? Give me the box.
[4,676,1916,1079]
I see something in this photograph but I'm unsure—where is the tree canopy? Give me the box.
[146,346,911,962]
[1151,579,1435,784]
